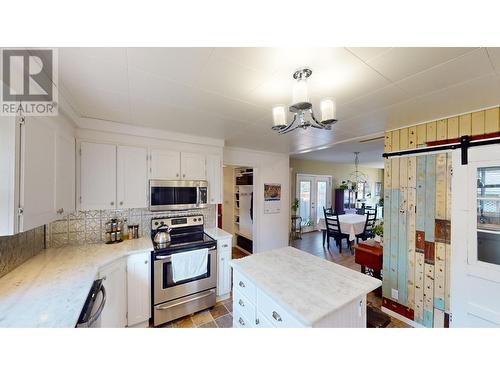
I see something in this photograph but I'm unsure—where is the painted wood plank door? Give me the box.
[150,149,181,179]
[117,145,148,209]
[451,145,500,327]
[181,152,206,180]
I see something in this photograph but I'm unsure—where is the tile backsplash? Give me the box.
[47,205,216,248]
[0,226,45,278]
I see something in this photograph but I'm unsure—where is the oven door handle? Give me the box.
[154,246,216,261]
[155,290,215,310]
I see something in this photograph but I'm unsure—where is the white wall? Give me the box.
[223,147,290,252]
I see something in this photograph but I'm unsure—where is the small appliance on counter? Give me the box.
[150,214,217,327]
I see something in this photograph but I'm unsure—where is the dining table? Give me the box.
[317,213,367,247]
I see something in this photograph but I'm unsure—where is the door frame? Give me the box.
[295,173,332,232]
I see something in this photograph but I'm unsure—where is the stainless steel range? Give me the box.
[151,215,217,327]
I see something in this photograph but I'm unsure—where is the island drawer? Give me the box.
[257,289,304,328]
[233,306,254,328]
[255,311,274,328]
[233,270,256,302]
[233,289,256,323]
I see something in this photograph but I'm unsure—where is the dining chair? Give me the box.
[323,207,350,252]
[355,210,377,243]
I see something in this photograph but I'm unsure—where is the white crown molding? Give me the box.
[76,117,225,147]
[223,145,289,158]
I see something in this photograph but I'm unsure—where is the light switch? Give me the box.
[391,288,399,300]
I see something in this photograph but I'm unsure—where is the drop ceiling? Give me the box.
[58,47,500,156]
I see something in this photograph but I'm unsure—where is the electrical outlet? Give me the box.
[391,288,399,300]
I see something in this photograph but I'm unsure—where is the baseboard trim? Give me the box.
[382,307,425,328]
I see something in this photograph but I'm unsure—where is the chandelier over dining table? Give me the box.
[271,68,337,134]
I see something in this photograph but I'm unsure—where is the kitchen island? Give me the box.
[230,246,382,328]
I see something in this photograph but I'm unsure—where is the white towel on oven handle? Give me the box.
[171,248,209,283]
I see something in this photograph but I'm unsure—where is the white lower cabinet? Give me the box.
[127,252,151,327]
[216,237,232,298]
[233,270,306,328]
[99,258,127,328]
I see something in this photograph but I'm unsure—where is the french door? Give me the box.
[451,145,500,327]
[296,174,332,232]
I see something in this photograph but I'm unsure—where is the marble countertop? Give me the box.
[204,228,232,240]
[0,237,153,328]
[230,246,382,326]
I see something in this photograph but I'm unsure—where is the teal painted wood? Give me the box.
[434,298,445,310]
[382,188,392,298]
[415,316,423,325]
[423,309,433,327]
[389,188,400,296]
[416,156,426,232]
[397,188,408,306]
[425,155,436,242]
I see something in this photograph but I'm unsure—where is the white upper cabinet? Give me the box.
[117,145,148,209]
[206,154,222,204]
[150,149,181,179]
[20,117,57,232]
[181,152,206,180]
[55,131,75,218]
[80,142,117,210]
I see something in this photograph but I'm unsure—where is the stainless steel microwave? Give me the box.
[149,180,208,211]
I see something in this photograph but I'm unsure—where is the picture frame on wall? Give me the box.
[264,183,281,214]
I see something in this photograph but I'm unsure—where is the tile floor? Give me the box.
[159,236,409,328]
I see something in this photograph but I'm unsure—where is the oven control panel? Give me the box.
[151,215,204,230]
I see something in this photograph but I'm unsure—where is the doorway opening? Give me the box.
[296,174,332,232]
[222,165,255,255]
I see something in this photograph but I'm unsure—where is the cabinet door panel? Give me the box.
[55,132,75,217]
[21,117,57,231]
[80,142,116,210]
[99,259,127,328]
[181,152,206,180]
[127,252,151,326]
[117,146,148,209]
[150,149,181,179]
[206,154,222,204]
[217,249,232,296]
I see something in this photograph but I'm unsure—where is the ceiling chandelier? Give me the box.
[271,68,337,134]
[346,152,369,189]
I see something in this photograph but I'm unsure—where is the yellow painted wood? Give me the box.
[446,155,452,221]
[414,252,425,323]
[459,114,472,136]
[416,124,427,147]
[434,242,446,309]
[445,244,451,312]
[471,111,485,136]
[423,263,435,315]
[384,159,391,189]
[399,157,408,188]
[391,157,400,189]
[408,126,417,149]
[399,128,409,150]
[426,121,437,142]
[384,132,392,152]
[485,107,500,134]
[433,308,445,328]
[435,154,447,220]
[447,116,459,139]
[407,157,417,311]
[391,130,401,152]
[436,119,447,141]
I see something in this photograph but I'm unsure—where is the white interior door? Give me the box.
[451,145,500,327]
[296,174,332,232]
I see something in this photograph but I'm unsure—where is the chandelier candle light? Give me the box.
[271,68,337,134]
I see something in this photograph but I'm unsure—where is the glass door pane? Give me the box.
[316,180,327,226]
[477,166,500,265]
[299,180,312,230]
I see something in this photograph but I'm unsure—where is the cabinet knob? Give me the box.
[119,201,123,206]
[239,281,245,288]
[255,319,260,325]
[176,173,179,177]
[182,174,186,178]
[238,299,245,307]
[222,244,228,248]
[57,208,64,214]
[272,311,282,322]
[110,202,114,206]
[238,317,245,326]
[145,260,148,264]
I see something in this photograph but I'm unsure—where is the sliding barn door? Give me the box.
[383,153,452,327]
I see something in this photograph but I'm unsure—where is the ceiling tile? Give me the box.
[396,48,494,96]
[71,87,131,124]
[365,47,477,82]
[346,47,392,62]
[486,47,500,72]
[127,48,213,85]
